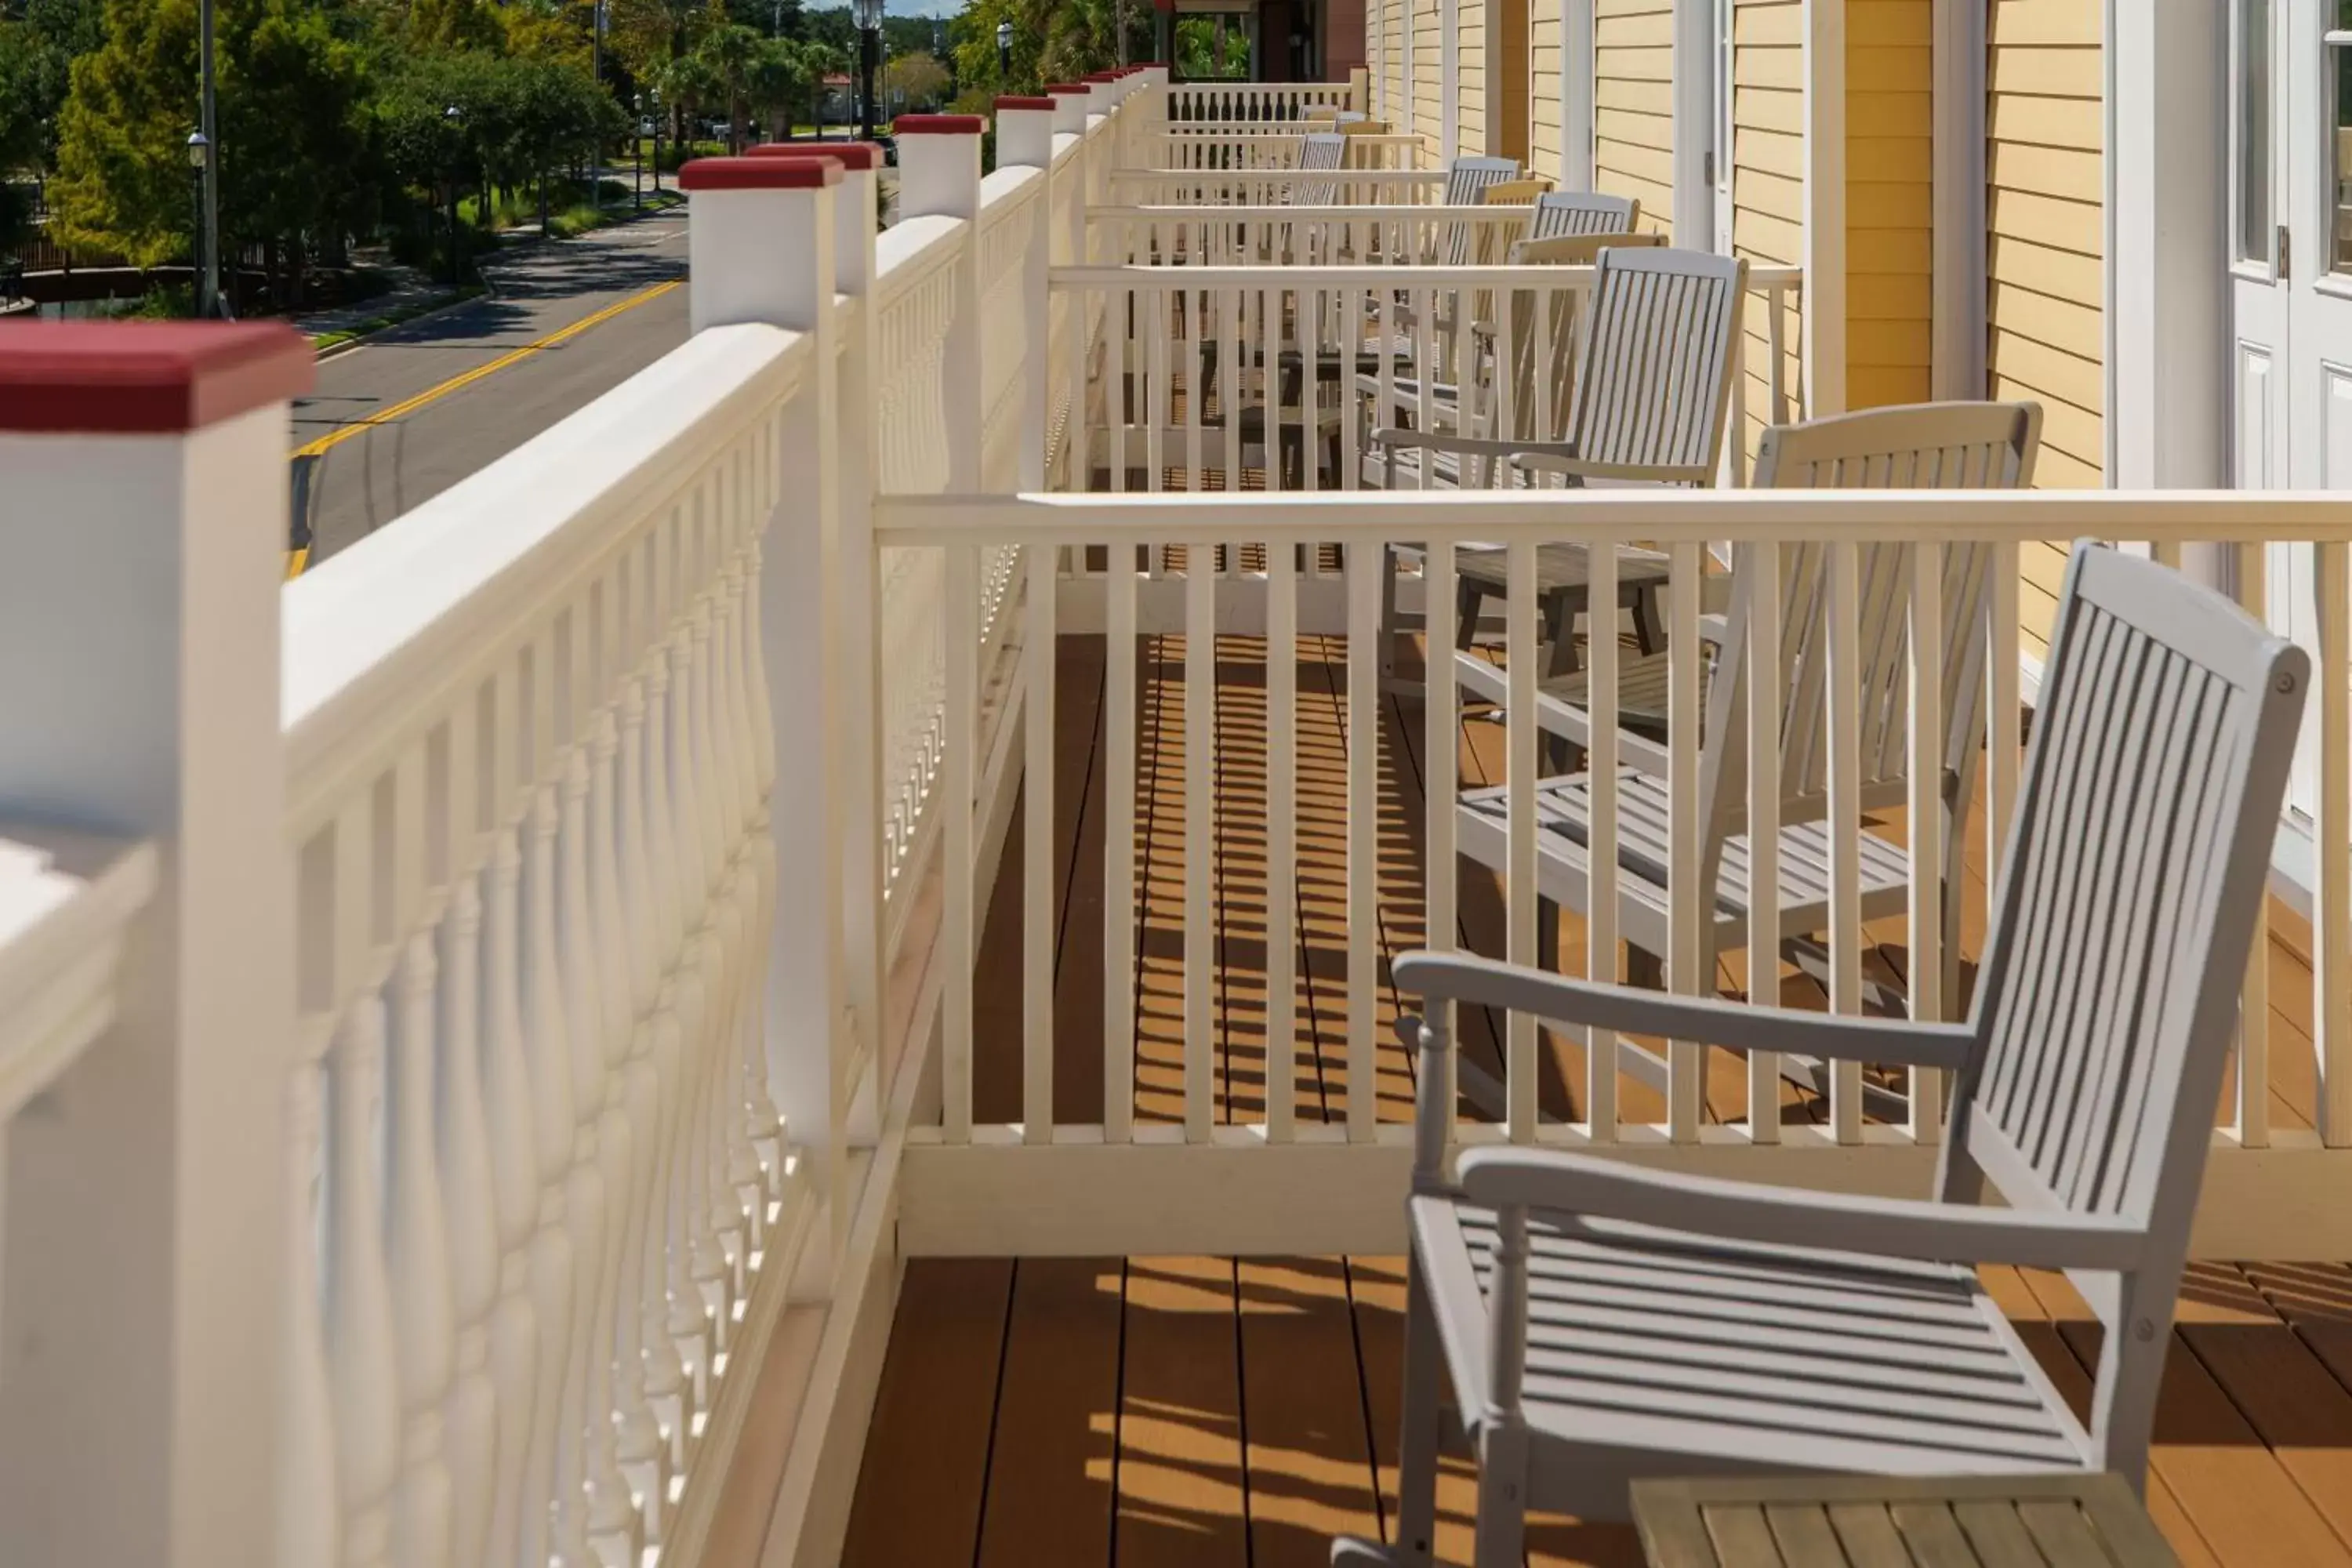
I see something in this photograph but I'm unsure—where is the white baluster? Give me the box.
[441,879,502,1568]
[613,680,676,1537]
[553,746,626,1561]
[477,833,541,1568]
[328,992,401,1568]
[644,652,710,1420]
[281,1062,342,1568]
[520,786,577,1568]
[586,710,650,1559]
[388,931,456,1568]
[669,633,732,1341]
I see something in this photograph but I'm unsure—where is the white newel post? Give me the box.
[748,140,887,1136]
[997,97,1060,492]
[0,323,303,1568]
[679,155,852,1282]
[896,117,988,492]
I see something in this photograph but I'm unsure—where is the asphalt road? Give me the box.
[293,212,691,566]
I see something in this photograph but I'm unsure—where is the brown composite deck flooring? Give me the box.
[841,634,2352,1567]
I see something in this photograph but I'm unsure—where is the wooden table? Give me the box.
[1630,1472,2180,1567]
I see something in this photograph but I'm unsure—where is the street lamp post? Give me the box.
[855,0,882,143]
[185,132,209,317]
[996,18,1013,82]
[196,0,220,316]
[443,104,464,288]
[633,94,645,211]
[649,89,662,194]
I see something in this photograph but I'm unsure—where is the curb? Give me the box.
[311,289,478,361]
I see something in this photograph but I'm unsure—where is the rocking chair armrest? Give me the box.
[1452,1149,2150,1272]
[1394,952,1977,1073]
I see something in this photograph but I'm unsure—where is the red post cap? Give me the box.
[1046,83,1090,95]
[895,114,988,135]
[995,96,1058,111]
[1083,70,1120,82]
[747,141,885,171]
[0,321,314,436]
[677,156,842,191]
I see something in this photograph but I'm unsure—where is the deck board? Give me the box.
[844,633,2352,1568]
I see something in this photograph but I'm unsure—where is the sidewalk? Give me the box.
[289,261,460,349]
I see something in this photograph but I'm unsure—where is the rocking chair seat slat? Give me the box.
[1417,1200,2092,1492]
[1457,769,1917,939]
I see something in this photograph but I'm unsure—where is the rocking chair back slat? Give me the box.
[1566,248,1746,479]
[1530,190,1641,239]
[1289,132,1348,205]
[1959,546,2299,1237]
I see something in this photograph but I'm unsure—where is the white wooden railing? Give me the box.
[1053,260,1802,492]
[13,64,2352,1566]
[0,72,1141,1568]
[1110,165,1450,205]
[1158,129,1423,171]
[1163,79,1360,125]
[881,488,2352,1263]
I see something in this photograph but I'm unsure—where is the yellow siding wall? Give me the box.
[1987,0,2103,655]
[1595,0,1675,236]
[1848,0,1933,408]
[1414,0,1443,160]
[1532,0,1564,180]
[1461,0,1489,154]
[1731,0,1805,453]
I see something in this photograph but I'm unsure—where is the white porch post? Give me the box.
[896,116,988,492]
[1563,0,1595,191]
[2110,0,2227,489]
[744,141,890,1135]
[1803,0,1847,415]
[998,97,1062,492]
[0,321,306,1568]
[1929,0,1987,402]
[1441,0,1460,162]
[1673,0,1717,248]
[679,155,853,1277]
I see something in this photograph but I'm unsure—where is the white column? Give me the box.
[745,141,887,1134]
[896,118,988,492]
[1802,0,1846,414]
[1673,0,1717,246]
[678,156,853,1274]
[1049,82,1091,147]
[0,321,303,1568]
[997,97,1060,492]
[1440,0,1459,162]
[2110,0,2226,488]
[1563,0,1595,190]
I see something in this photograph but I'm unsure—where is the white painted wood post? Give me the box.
[997,97,1060,492]
[679,155,851,1279]
[1673,0,1716,246]
[2109,0,2225,488]
[896,118,987,493]
[747,140,888,1134]
[0,322,304,1568]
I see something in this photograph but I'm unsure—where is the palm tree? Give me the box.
[696,24,763,153]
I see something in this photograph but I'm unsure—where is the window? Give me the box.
[2239,0,2274,267]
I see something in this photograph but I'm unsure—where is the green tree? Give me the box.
[50,0,372,300]
[880,49,947,114]
[695,20,757,150]
[743,36,810,140]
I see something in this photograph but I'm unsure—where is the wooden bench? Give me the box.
[1631,1473,2179,1568]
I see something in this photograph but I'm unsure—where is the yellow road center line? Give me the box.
[289,278,681,461]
